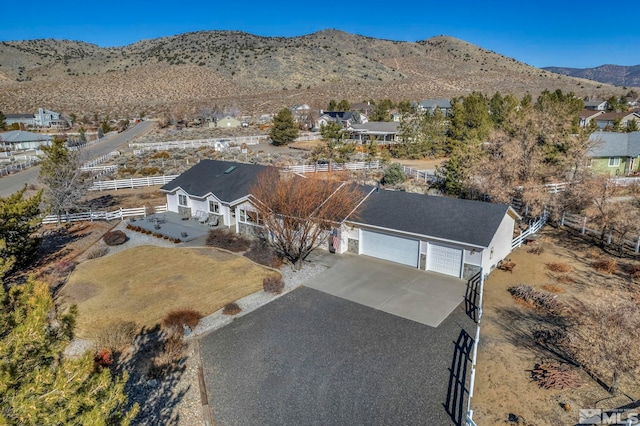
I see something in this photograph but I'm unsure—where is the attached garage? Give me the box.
[427,243,463,278]
[360,229,419,267]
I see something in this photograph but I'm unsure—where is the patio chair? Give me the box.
[209,216,219,227]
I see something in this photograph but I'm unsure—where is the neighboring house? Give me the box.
[584,100,608,111]
[413,99,452,116]
[213,116,242,128]
[593,112,640,130]
[162,160,519,279]
[341,189,519,279]
[346,122,400,143]
[579,110,604,127]
[588,131,640,176]
[4,108,66,128]
[4,114,36,128]
[316,111,367,129]
[0,130,53,150]
[351,102,375,116]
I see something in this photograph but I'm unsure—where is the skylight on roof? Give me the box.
[224,166,237,174]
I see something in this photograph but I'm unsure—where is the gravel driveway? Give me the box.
[200,286,476,425]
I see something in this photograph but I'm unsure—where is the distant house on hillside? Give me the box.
[351,102,375,116]
[316,111,367,129]
[5,114,36,128]
[584,100,608,111]
[346,122,400,143]
[413,99,452,116]
[579,110,604,127]
[4,108,67,128]
[0,130,53,150]
[594,112,640,130]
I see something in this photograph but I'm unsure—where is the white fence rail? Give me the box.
[0,158,40,176]
[465,271,484,426]
[294,132,321,142]
[285,160,380,174]
[130,135,267,152]
[511,211,549,249]
[41,205,167,225]
[402,166,436,183]
[81,151,119,169]
[90,175,178,191]
[561,212,640,253]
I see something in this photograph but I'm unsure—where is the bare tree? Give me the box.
[250,168,365,269]
[38,138,88,225]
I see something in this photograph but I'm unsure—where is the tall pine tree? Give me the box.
[269,108,299,146]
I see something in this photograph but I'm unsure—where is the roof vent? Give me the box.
[224,166,237,174]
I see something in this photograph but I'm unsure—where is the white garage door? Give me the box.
[427,243,463,277]
[360,230,419,267]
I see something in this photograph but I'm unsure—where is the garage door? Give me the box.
[360,230,419,267]
[427,243,463,277]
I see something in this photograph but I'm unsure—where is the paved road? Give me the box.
[0,120,156,198]
[200,287,476,426]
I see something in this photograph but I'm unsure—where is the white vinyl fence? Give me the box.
[41,205,167,225]
[285,160,380,174]
[511,211,549,249]
[90,175,178,191]
[130,135,267,153]
[560,212,640,253]
[402,166,436,184]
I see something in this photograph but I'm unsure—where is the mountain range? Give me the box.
[0,29,626,118]
[543,65,640,88]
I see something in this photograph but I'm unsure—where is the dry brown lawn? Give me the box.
[58,245,276,339]
[289,139,324,150]
[395,158,447,170]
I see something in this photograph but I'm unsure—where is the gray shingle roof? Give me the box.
[160,160,270,203]
[0,130,53,143]
[588,132,640,157]
[349,190,511,247]
[350,122,399,133]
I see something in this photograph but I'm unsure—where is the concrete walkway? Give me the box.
[304,253,466,327]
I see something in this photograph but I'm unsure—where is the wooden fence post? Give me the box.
[607,230,613,245]
[582,216,587,235]
[635,235,640,253]
[560,212,565,227]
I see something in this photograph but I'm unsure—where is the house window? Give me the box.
[608,157,621,167]
[178,194,188,206]
[209,201,220,213]
[238,209,259,224]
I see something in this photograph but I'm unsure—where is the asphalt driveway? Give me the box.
[304,254,467,327]
[200,287,476,426]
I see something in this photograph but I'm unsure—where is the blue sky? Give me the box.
[1,1,637,68]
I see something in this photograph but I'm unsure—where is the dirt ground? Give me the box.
[395,158,447,170]
[81,186,167,210]
[474,226,640,425]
